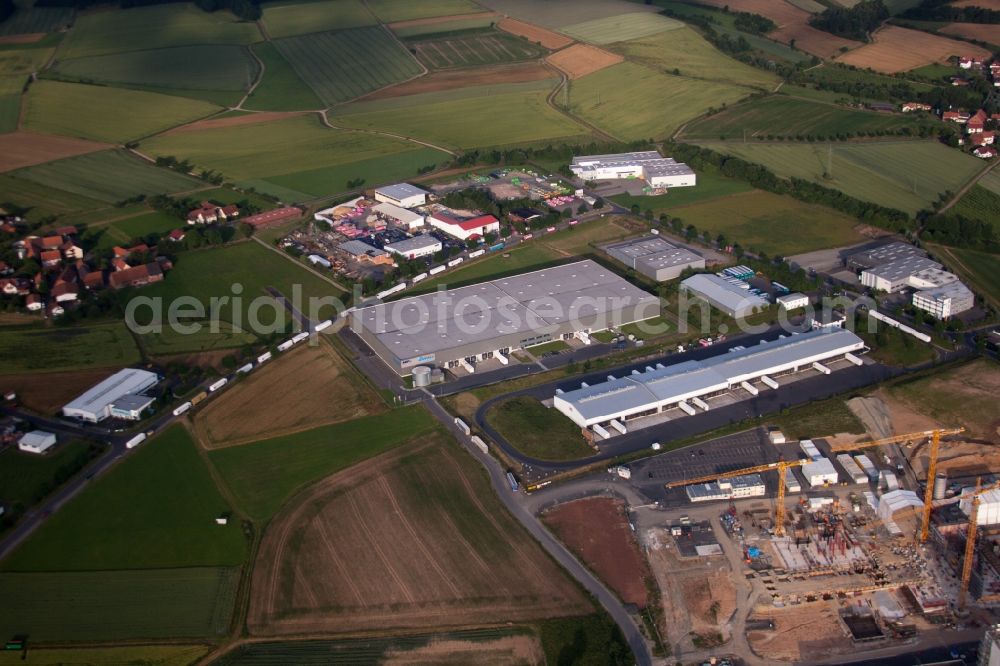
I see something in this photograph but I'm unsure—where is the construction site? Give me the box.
[615,424,1000,662]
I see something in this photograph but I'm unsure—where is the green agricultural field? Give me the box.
[50,45,259,106]
[0,6,72,36]
[978,168,1000,197]
[335,85,590,149]
[611,169,754,211]
[662,190,865,255]
[0,93,18,133]
[700,140,985,216]
[0,440,100,510]
[86,209,188,249]
[683,96,929,140]
[130,240,341,336]
[410,30,546,69]
[274,26,423,106]
[0,322,140,374]
[610,26,779,90]
[930,245,1000,309]
[952,184,1000,230]
[567,62,753,141]
[392,15,495,38]
[14,150,204,203]
[0,47,53,77]
[209,406,437,520]
[0,174,104,218]
[560,12,683,44]
[0,567,239,641]
[365,0,483,22]
[243,42,323,111]
[24,80,221,143]
[3,426,247,571]
[0,645,210,666]
[486,396,591,460]
[261,0,375,39]
[143,321,262,356]
[58,3,261,59]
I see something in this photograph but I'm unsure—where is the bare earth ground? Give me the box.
[387,12,499,30]
[952,0,1000,8]
[837,25,991,72]
[542,497,651,607]
[497,17,573,50]
[770,23,861,58]
[1,368,117,415]
[195,342,383,448]
[248,438,590,635]
[365,62,554,99]
[940,22,1000,45]
[0,132,110,172]
[546,43,623,79]
[382,635,543,665]
[644,528,736,653]
[747,602,846,662]
[0,33,44,44]
[167,111,308,134]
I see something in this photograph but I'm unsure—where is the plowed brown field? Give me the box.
[771,24,861,58]
[248,437,590,635]
[837,25,991,72]
[546,43,622,79]
[498,17,573,49]
[365,62,554,99]
[1,368,116,414]
[696,0,808,27]
[0,131,109,172]
[940,22,1000,45]
[952,0,1000,8]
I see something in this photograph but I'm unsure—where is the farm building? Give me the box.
[553,328,865,429]
[428,212,500,241]
[339,240,393,265]
[374,183,428,209]
[686,474,765,502]
[383,234,441,260]
[18,430,56,454]
[680,274,769,318]
[62,368,159,422]
[110,393,156,421]
[372,202,424,230]
[602,235,704,281]
[569,151,696,188]
[108,263,164,290]
[776,293,809,310]
[351,259,659,376]
[912,281,975,319]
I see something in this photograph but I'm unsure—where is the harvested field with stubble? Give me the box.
[696,0,808,26]
[196,342,383,447]
[940,22,1000,45]
[0,132,109,172]
[543,498,652,608]
[770,23,861,58]
[546,43,622,79]
[365,62,553,99]
[0,367,115,415]
[498,17,573,49]
[837,25,990,72]
[248,436,590,635]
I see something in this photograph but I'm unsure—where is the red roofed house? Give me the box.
[187,202,240,225]
[111,257,130,272]
[61,241,83,260]
[167,229,186,242]
[967,109,988,134]
[52,280,79,303]
[54,225,77,237]
[108,262,163,289]
[959,56,983,69]
[974,146,997,159]
[428,212,500,241]
[47,303,64,318]
[25,294,42,312]
[40,249,61,268]
[942,111,970,124]
[0,278,25,296]
[82,269,105,290]
[902,102,931,113]
[971,131,995,146]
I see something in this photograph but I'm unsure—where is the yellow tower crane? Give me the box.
[829,428,965,543]
[665,459,807,537]
[959,478,1000,608]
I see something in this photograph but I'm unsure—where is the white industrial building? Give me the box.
[602,235,705,281]
[553,328,866,429]
[837,454,870,485]
[428,212,499,241]
[18,430,56,454]
[383,234,442,260]
[877,490,923,535]
[681,273,770,318]
[110,393,156,421]
[912,281,975,319]
[961,487,1000,526]
[62,368,159,422]
[687,474,765,502]
[569,151,696,188]
[373,183,428,209]
[776,292,809,310]
[803,458,839,487]
[372,202,424,230]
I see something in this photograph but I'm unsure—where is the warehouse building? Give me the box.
[602,235,705,281]
[373,183,428,209]
[62,368,159,422]
[681,273,769,318]
[110,393,156,421]
[553,328,865,428]
[18,430,56,454]
[912,281,975,319]
[860,256,953,293]
[687,474,765,502]
[847,242,925,271]
[569,151,696,188]
[776,292,809,310]
[351,259,659,375]
[803,458,839,488]
[384,234,442,260]
[339,239,393,265]
[372,202,424,230]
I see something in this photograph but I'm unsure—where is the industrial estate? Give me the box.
[0,0,1000,665]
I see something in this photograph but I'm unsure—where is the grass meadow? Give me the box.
[208,406,438,520]
[244,41,324,110]
[567,61,753,140]
[365,0,484,22]
[611,168,754,211]
[486,396,592,460]
[700,140,985,215]
[929,244,1000,309]
[261,0,375,39]
[0,174,104,217]
[0,440,98,510]
[0,321,140,374]
[14,149,204,203]
[560,12,684,44]
[24,80,220,143]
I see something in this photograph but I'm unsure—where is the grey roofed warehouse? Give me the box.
[350,259,660,375]
[603,235,705,281]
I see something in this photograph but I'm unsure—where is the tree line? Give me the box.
[32,0,261,21]
[808,0,889,42]
[902,0,1000,24]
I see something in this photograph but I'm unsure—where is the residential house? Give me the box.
[967,109,988,134]
[959,56,983,69]
[974,146,997,159]
[52,281,79,303]
[108,263,164,289]
[943,110,970,123]
[47,303,64,317]
[167,229,186,242]
[40,249,61,268]
[971,131,995,146]
[0,278,29,296]
[902,102,931,113]
[25,294,42,311]
[82,269,105,290]
[54,225,77,237]
[186,201,240,225]
[60,240,83,260]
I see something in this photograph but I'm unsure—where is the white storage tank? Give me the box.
[934,473,948,500]
[412,366,431,387]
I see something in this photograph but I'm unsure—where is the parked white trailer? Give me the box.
[208,378,228,392]
[236,363,253,374]
[257,351,272,364]
[855,454,878,481]
[125,433,147,449]
[429,265,446,275]
[454,417,471,436]
[377,283,406,300]
[470,436,488,454]
[760,375,779,389]
[691,396,710,412]
[592,423,611,439]
[468,249,485,259]
[276,340,294,352]
[811,361,831,375]
[447,258,464,267]
[609,419,627,434]
[845,352,864,366]
[740,381,759,396]
[837,454,869,485]
[411,272,428,283]
[172,402,192,416]
[314,319,333,332]
[678,401,696,416]
[291,331,309,344]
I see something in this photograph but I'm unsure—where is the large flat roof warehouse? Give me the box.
[681,273,770,318]
[553,328,865,428]
[351,260,659,375]
[62,368,159,422]
[374,183,428,208]
[570,151,696,188]
[603,235,705,282]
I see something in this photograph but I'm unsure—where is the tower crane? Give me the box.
[665,459,806,537]
[829,427,965,543]
[959,478,1000,608]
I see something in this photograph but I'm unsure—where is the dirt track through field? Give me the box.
[546,43,622,79]
[498,17,573,49]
